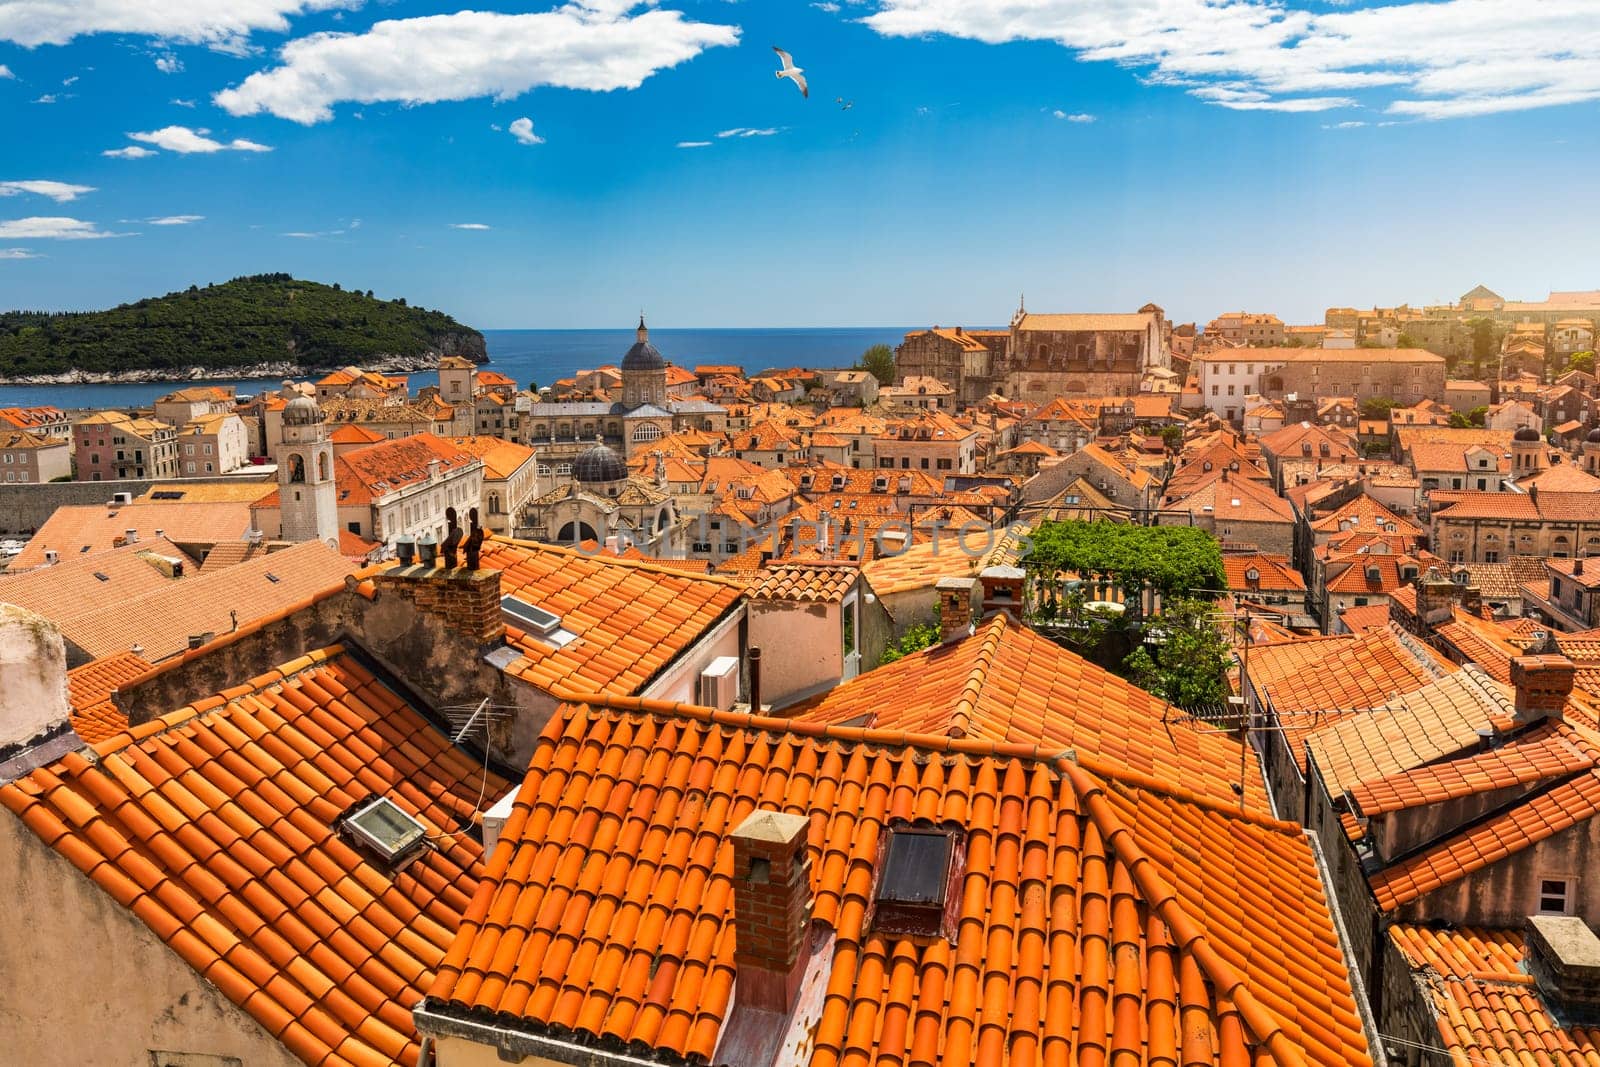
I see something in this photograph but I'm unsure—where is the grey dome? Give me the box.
[574,441,627,484]
[621,316,666,372]
[1514,426,1540,442]
[1587,427,1600,444]
[283,394,323,426]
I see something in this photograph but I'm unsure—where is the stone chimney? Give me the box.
[1526,916,1600,1025]
[978,566,1025,619]
[936,576,977,643]
[731,809,813,1012]
[371,564,505,648]
[1511,654,1577,725]
[0,604,70,751]
[1414,569,1465,629]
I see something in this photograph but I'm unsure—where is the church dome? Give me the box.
[1587,427,1600,444]
[621,316,666,372]
[1514,426,1540,442]
[283,393,323,426]
[574,441,627,484]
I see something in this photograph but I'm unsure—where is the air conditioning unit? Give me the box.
[111,491,134,505]
[698,656,740,710]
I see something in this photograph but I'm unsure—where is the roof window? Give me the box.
[340,795,428,869]
[872,822,963,939]
[501,595,560,635]
[265,572,280,583]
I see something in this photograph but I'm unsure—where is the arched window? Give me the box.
[288,454,306,483]
[317,451,329,480]
[488,492,501,514]
[632,424,664,443]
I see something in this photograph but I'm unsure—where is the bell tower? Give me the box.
[279,391,338,549]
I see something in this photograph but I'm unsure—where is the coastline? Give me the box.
[0,351,480,387]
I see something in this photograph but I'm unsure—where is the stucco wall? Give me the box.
[641,606,744,706]
[750,599,843,711]
[0,813,300,1067]
[0,604,70,748]
[1394,818,1600,929]
[0,475,272,535]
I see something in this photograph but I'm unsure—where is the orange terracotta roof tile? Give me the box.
[476,537,744,696]
[1304,666,1515,802]
[1386,924,1600,1067]
[1337,603,1393,635]
[65,649,152,744]
[1372,769,1600,910]
[749,562,859,602]
[1348,720,1596,816]
[424,692,1371,1067]
[1258,626,1450,717]
[0,647,502,1067]
[13,501,256,569]
[1224,553,1307,593]
[789,614,1271,812]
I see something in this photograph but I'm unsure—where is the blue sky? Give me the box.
[0,0,1596,329]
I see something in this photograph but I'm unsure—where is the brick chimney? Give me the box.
[1510,654,1577,724]
[936,576,977,643]
[1526,916,1600,1025]
[978,565,1025,619]
[731,809,813,1012]
[372,564,505,648]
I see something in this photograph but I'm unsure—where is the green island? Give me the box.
[0,273,486,380]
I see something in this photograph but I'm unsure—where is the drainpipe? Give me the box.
[749,646,763,713]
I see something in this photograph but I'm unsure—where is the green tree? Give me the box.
[1359,397,1400,420]
[1396,331,1418,348]
[1158,424,1184,451]
[1122,598,1233,708]
[880,618,939,665]
[1023,522,1226,604]
[1567,351,1596,375]
[1467,317,1498,375]
[857,343,897,387]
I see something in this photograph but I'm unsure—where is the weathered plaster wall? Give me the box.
[750,599,841,711]
[0,813,301,1067]
[0,603,69,748]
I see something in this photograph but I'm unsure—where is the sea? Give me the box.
[0,327,913,411]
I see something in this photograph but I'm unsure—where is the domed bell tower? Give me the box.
[1585,427,1600,475]
[279,389,338,549]
[621,316,668,410]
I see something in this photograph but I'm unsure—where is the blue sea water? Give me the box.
[0,327,911,411]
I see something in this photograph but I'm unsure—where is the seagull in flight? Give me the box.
[773,46,807,98]
[835,96,854,111]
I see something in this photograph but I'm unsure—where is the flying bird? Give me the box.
[835,96,854,111]
[773,46,808,98]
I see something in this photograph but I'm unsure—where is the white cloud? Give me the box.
[1324,120,1368,129]
[62,75,78,86]
[128,126,273,154]
[33,94,57,105]
[812,2,841,11]
[0,180,95,203]
[215,7,740,124]
[864,0,1600,120]
[0,0,354,49]
[677,140,712,148]
[147,214,204,225]
[155,53,184,74]
[172,98,197,108]
[0,217,123,240]
[0,248,38,260]
[717,126,780,138]
[103,146,156,159]
[450,222,491,230]
[1051,110,1095,122]
[508,116,544,146]
[0,66,12,80]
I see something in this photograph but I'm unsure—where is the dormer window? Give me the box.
[872,822,964,940]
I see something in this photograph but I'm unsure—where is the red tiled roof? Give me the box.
[65,649,151,743]
[1372,768,1600,910]
[749,562,859,602]
[1389,925,1600,1066]
[1348,721,1596,816]
[1223,553,1306,593]
[789,614,1270,812]
[425,692,1371,1067]
[476,537,744,696]
[0,646,504,1067]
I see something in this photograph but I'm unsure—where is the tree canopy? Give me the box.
[0,273,485,377]
[1123,598,1234,708]
[1023,521,1226,600]
[856,343,896,387]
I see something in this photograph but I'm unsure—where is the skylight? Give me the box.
[341,796,428,866]
[873,824,962,939]
[501,595,562,635]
